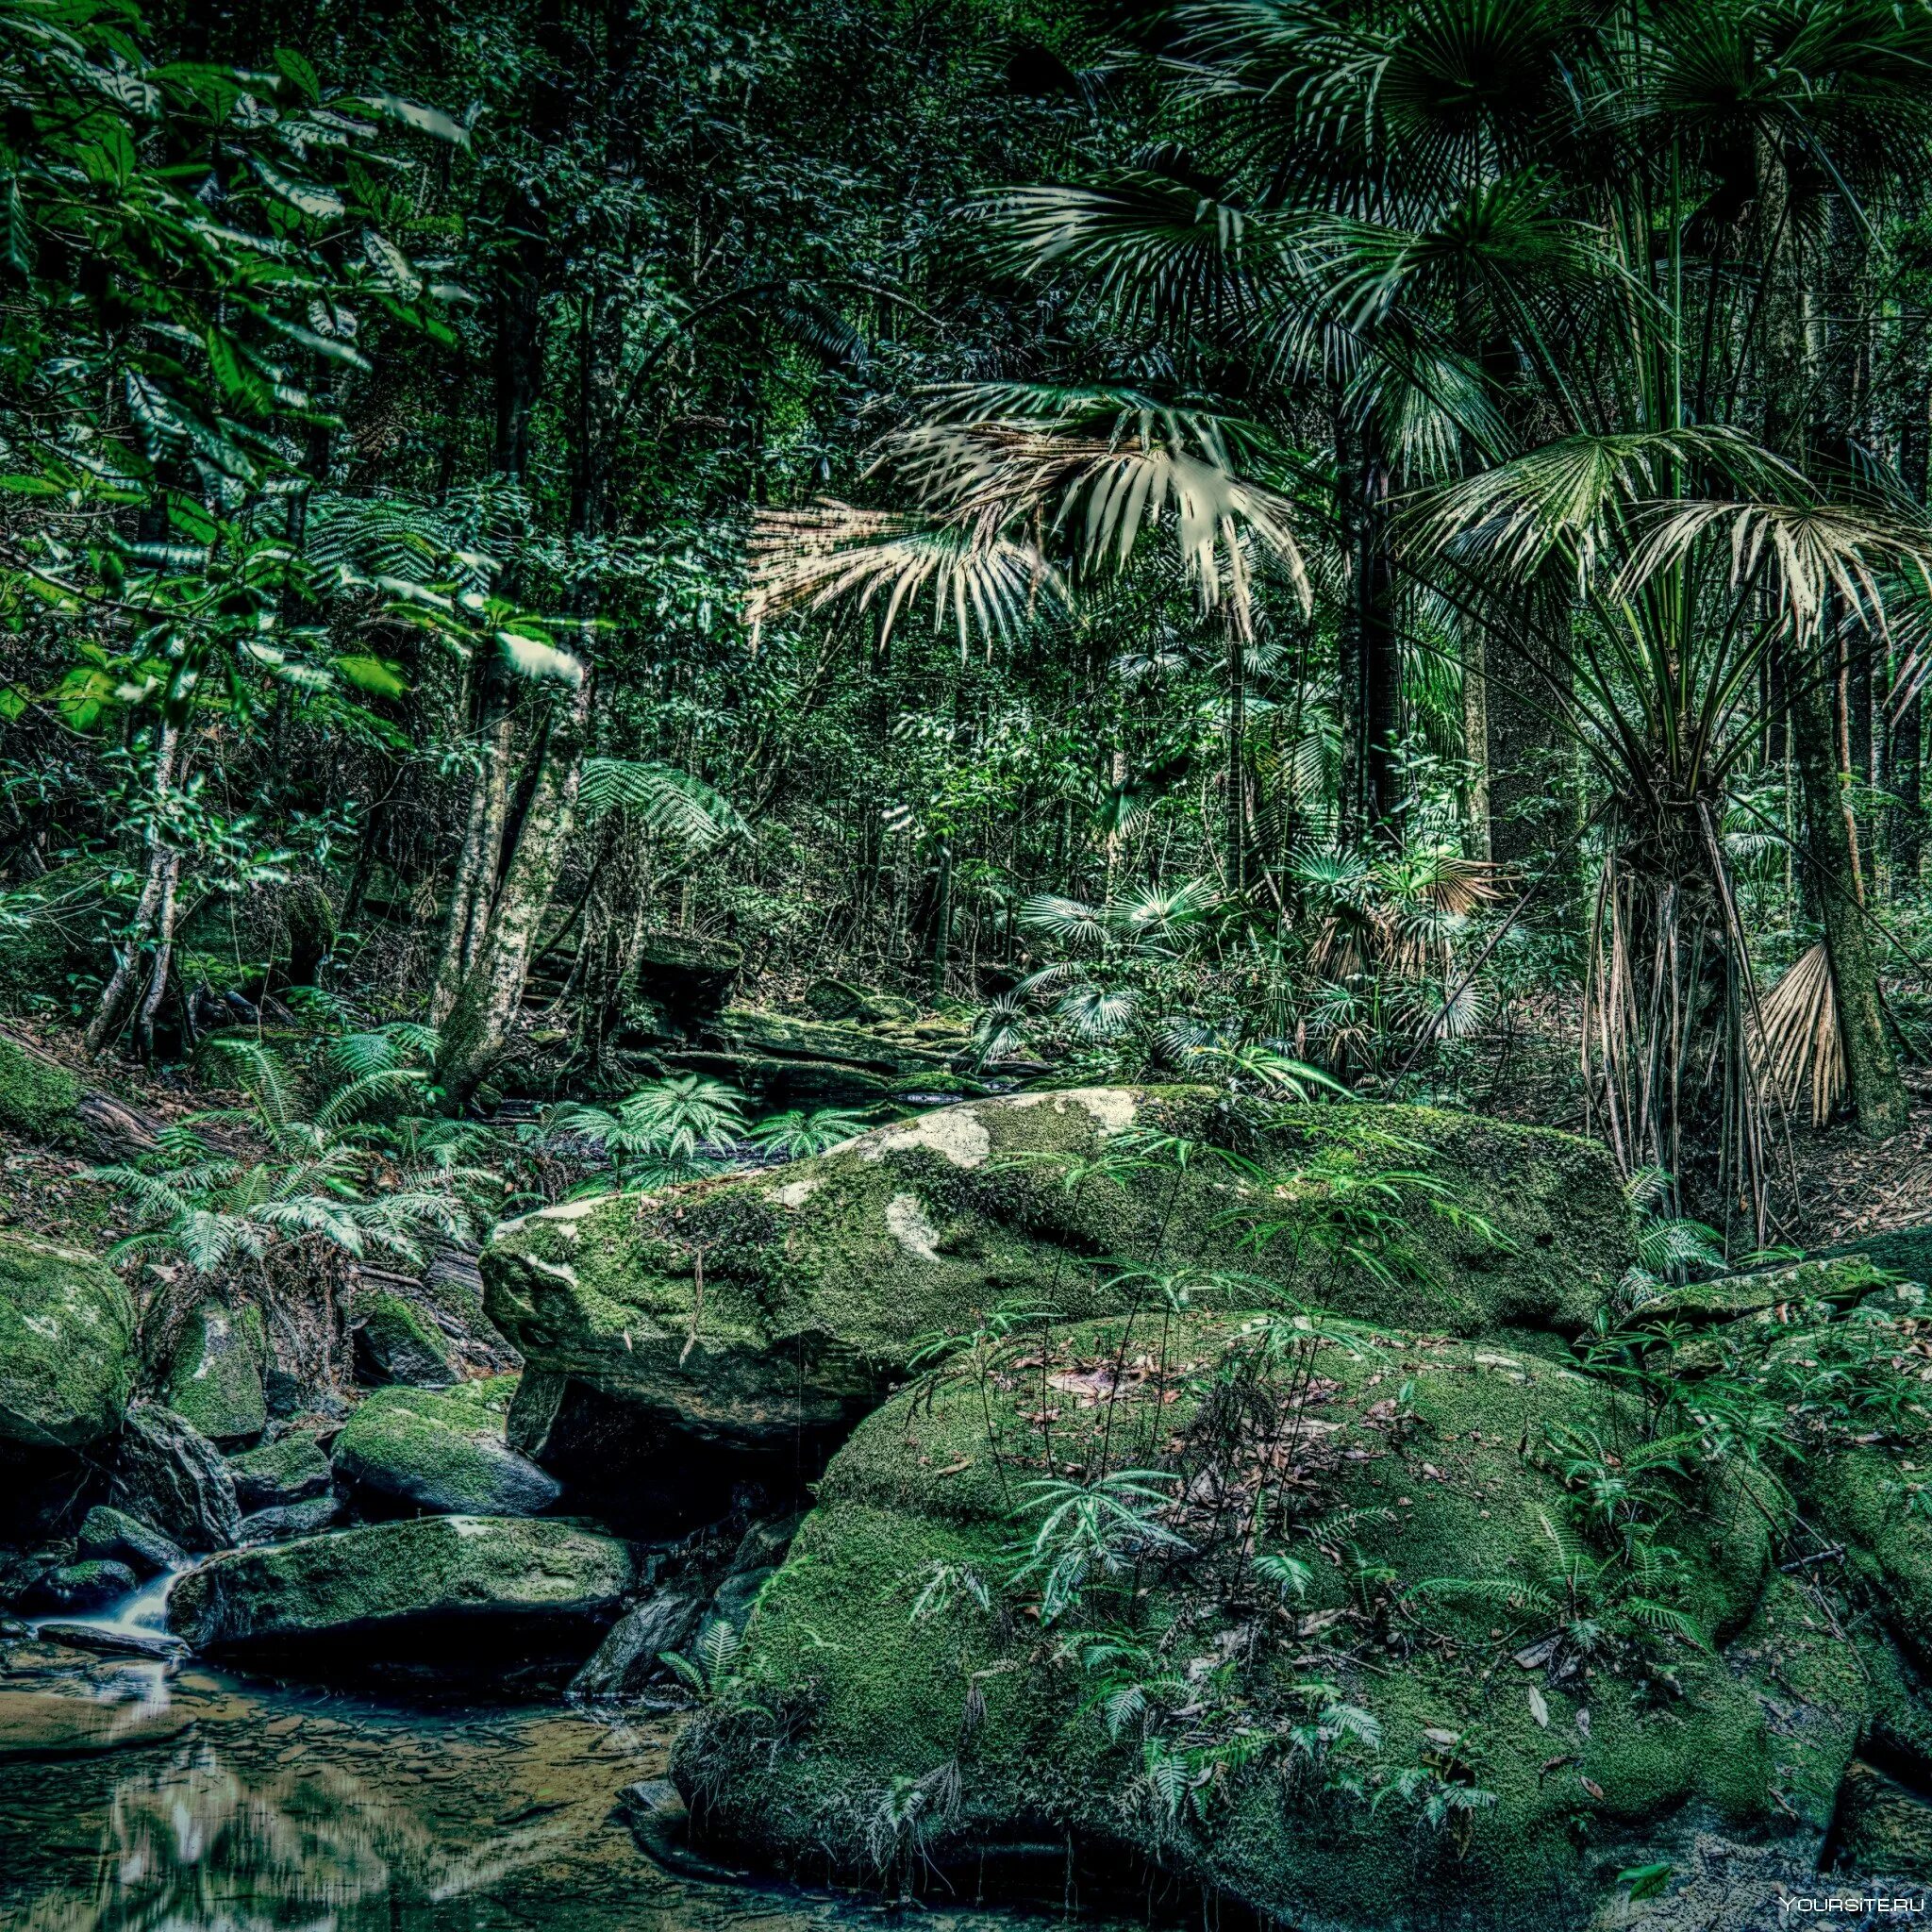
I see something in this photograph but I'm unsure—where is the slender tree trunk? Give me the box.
[1225,609,1247,891]
[1357,457,1401,841]
[133,851,182,1063]
[1790,639,1907,1137]
[87,720,181,1058]
[1461,627,1491,862]
[436,666,596,1100]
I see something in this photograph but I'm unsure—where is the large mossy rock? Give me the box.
[0,1034,81,1144]
[351,1287,457,1388]
[167,1514,638,1651]
[483,1091,1633,1458]
[0,1235,135,1448]
[672,1308,1877,1931]
[163,1299,267,1445]
[332,1378,560,1517]
[109,1403,242,1550]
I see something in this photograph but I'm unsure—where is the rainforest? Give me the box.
[5,1,1932,1928]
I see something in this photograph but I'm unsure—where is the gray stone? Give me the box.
[34,1622,184,1660]
[26,1559,135,1612]
[167,1515,639,1651]
[75,1506,184,1579]
[226,1432,332,1512]
[238,1494,339,1541]
[109,1405,241,1552]
[707,1565,774,1634]
[0,1236,136,1448]
[352,1290,456,1389]
[569,1590,704,1700]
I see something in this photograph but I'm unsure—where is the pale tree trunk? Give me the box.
[87,720,181,1058]
[1790,640,1907,1138]
[435,662,594,1101]
[1461,628,1491,861]
[133,850,182,1063]
[428,707,512,1025]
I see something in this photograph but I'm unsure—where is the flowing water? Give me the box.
[0,1578,1102,1932]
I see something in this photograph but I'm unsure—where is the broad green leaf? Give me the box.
[335,653,408,697]
[360,228,421,296]
[365,94,469,144]
[252,157,344,220]
[274,47,320,102]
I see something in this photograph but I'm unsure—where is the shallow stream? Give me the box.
[0,1644,1098,1932]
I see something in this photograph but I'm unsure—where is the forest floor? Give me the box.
[4,1003,1930,1270]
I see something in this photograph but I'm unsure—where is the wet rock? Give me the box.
[704,1566,772,1637]
[33,1622,184,1660]
[167,1514,639,1651]
[485,1091,1634,1458]
[238,1494,339,1541]
[332,1380,559,1517]
[163,1300,266,1446]
[0,1687,192,1757]
[75,1506,184,1579]
[25,1558,136,1612]
[352,1288,457,1388]
[0,1545,58,1609]
[0,1234,136,1448]
[569,1590,704,1699]
[109,1405,242,1551]
[226,1432,332,1512]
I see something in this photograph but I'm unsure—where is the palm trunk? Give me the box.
[1790,641,1907,1137]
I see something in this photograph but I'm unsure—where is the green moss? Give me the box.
[353,1288,456,1387]
[226,1432,332,1510]
[167,1514,638,1649]
[164,1299,266,1445]
[0,1233,135,1446]
[484,1091,1634,1451]
[332,1380,558,1516]
[0,1034,81,1146]
[675,1311,1796,1930]
[1639,1257,1890,1324]
[1806,1447,1932,1671]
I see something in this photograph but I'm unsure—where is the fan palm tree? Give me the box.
[751,0,1932,1234]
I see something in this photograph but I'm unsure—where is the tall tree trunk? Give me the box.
[1461,627,1491,862]
[1790,638,1907,1137]
[1357,458,1401,841]
[436,667,595,1101]
[87,720,181,1058]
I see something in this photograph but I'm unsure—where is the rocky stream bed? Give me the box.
[5,1086,1932,1931]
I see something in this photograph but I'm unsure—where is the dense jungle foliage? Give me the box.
[9,0,1932,1246]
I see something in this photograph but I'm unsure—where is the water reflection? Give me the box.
[0,1667,669,1931]
[0,1666,1082,1932]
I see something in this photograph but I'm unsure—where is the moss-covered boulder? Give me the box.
[167,1514,638,1652]
[484,1091,1632,1459]
[332,1379,560,1517]
[351,1288,456,1388]
[75,1505,184,1578]
[0,1034,81,1144]
[673,1308,1863,1931]
[226,1431,332,1512]
[108,1404,242,1551]
[0,1235,135,1448]
[163,1299,266,1446]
